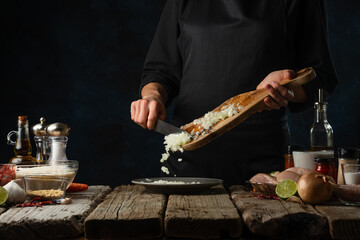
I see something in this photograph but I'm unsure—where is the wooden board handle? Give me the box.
[181,67,316,151]
[279,67,316,89]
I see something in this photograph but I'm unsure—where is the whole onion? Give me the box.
[297,171,333,204]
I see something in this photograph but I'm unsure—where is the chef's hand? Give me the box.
[131,82,167,130]
[257,69,306,111]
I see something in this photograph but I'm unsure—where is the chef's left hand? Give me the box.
[257,69,303,111]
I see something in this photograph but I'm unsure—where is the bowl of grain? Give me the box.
[23,175,68,200]
[16,160,79,189]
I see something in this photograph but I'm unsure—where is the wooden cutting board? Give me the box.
[181,67,316,151]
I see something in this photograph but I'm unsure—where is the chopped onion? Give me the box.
[164,132,192,153]
[161,166,170,175]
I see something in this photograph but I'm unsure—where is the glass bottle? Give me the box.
[284,145,304,169]
[7,116,38,165]
[309,89,333,151]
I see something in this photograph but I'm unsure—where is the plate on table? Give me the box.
[131,177,223,194]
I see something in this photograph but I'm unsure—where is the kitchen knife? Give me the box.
[154,119,185,135]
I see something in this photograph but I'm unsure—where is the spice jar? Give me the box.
[285,145,304,169]
[314,157,337,181]
[47,122,71,164]
[337,147,359,184]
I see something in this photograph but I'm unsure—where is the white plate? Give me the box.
[131,177,223,194]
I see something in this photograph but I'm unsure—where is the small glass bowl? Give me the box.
[23,175,68,200]
[16,160,79,189]
[334,184,360,206]
[0,164,16,186]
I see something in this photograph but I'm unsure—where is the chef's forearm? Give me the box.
[141,82,168,105]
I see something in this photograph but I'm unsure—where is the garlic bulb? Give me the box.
[3,180,26,204]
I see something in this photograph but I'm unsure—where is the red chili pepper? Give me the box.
[252,194,279,200]
[16,198,58,207]
[66,183,88,192]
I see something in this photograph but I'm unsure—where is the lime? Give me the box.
[0,186,8,205]
[275,179,297,199]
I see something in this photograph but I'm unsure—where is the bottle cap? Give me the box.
[314,157,335,163]
[318,89,323,102]
[18,116,28,124]
[46,122,71,136]
[338,147,359,159]
[32,117,49,136]
[18,116,27,121]
[287,145,304,154]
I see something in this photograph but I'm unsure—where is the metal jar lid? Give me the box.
[338,147,359,159]
[46,122,71,137]
[314,157,336,163]
[32,117,49,136]
[287,145,304,154]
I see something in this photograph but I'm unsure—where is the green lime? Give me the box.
[0,186,8,205]
[275,179,297,199]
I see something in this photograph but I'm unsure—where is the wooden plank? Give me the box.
[316,205,360,240]
[0,208,6,216]
[85,185,166,239]
[165,185,242,239]
[0,185,111,240]
[230,185,329,239]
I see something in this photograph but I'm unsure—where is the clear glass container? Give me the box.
[34,136,50,162]
[309,89,333,151]
[48,136,69,163]
[7,116,38,165]
[337,147,359,184]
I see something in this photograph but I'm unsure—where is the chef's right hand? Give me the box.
[131,96,166,130]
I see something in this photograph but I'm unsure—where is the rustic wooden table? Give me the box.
[0,185,359,239]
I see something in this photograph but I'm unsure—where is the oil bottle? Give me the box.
[7,116,38,164]
[309,89,334,151]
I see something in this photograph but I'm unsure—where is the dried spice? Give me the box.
[27,189,64,199]
[16,197,57,207]
[252,194,279,200]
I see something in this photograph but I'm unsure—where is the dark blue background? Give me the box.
[1,0,359,186]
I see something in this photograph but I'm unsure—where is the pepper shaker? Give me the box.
[32,117,50,162]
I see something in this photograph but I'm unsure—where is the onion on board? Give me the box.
[297,171,334,204]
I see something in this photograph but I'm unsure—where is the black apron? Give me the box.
[140,0,337,185]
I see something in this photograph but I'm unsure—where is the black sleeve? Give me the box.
[285,0,338,112]
[139,0,182,105]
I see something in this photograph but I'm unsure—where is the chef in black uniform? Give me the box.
[131,0,337,185]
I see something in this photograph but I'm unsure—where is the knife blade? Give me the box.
[153,119,184,135]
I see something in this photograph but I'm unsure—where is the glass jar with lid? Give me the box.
[337,147,359,184]
[284,145,304,169]
[314,157,337,181]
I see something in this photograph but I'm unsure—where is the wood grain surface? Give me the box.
[229,185,329,239]
[85,185,166,239]
[165,185,242,239]
[0,185,111,240]
[182,67,316,151]
[316,205,360,240]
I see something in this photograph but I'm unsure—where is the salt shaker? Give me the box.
[46,122,71,164]
[32,117,50,162]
